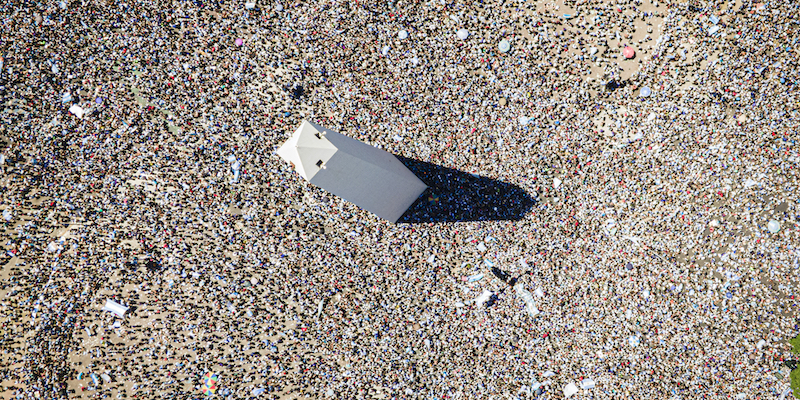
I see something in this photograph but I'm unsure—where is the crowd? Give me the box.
[1,0,800,399]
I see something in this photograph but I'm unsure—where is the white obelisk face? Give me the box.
[276,121,338,181]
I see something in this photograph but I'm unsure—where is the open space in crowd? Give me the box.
[1,0,800,399]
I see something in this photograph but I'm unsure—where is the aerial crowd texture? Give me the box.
[1,0,800,399]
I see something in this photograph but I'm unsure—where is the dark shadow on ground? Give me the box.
[396,155,536,223]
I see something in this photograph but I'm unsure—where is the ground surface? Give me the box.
[1,0,800,399]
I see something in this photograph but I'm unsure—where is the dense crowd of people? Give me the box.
[1,0,800,399]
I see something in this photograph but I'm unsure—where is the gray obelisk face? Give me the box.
[277,120,427,222]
